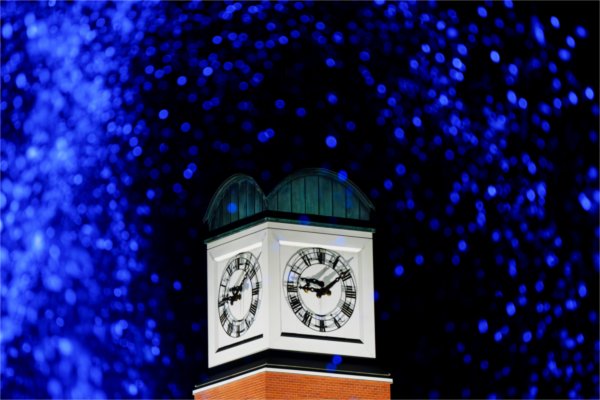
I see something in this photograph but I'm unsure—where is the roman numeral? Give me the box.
[290,296,302,313]
[341,302,353,318]
[316,248,325,264]
[249,301,258,316]
[236,258,242,269]
[302,311,313,327]
[247,266,256,279]
[345,286,356,299]
[220,312,227,325]
[225,265,233,276]
[340,269,352,281]
[332,255,341,270]
[333,318,341,329]
[319,320,326,332]
[218,298,228,307]
[287,283,298,293]
[300,250,312,266]
[226,322,234,336]
[252,286,260,296]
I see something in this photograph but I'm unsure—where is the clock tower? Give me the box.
[193,169,392,399]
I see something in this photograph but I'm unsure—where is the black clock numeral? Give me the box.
[287,283,298,293]
[316,248,325,264]
[247,266,256,279]
[345,286,356,299]
[289,296,302,313]
[300,250,312,267]
[331,255,341,270]
[218,298,228,307]
[252,286,260,296]
[340,269,352,281]
[302,311,313,326]
[341,302,353,318]
[249,300,258,316]
[236,258,242,269]
[220,312,227,325]
[319,320,326,332]
[333,317,342,329]
[226,322,234,336]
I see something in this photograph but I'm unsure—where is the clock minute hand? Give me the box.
[300,277,325,287]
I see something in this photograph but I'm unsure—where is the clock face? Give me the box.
[218,252,262,338]
[283,247,357,333]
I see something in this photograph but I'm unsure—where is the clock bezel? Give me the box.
[218,251,262,338]
[283,247,357,333]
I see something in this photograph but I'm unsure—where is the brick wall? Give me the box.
[195,370,391,399]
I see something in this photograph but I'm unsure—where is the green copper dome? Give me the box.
[203,168,374,231]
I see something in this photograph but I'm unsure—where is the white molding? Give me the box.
[192,366,393,394]
[278,240,362,253]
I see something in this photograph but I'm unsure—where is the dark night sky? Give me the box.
[1,1,598,399]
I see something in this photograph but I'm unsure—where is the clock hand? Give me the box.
[300,277,325,287]
[316,276,341,298]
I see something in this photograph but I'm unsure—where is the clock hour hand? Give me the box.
[316,276,341,298]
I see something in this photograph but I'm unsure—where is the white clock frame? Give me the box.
[206,221,376,367]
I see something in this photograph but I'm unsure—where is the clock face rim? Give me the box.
[218,251,262,338]
[283,247,357,333]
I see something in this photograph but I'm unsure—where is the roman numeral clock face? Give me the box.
[218,252,262,338]
[283,248,357,333]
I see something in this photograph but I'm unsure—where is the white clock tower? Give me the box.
[194,169,391,400]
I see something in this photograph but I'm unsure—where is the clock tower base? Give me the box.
[193,367,391,399]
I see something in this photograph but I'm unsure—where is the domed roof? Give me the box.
[204,168,374,231]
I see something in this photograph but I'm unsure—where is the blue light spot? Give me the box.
[325,135,337,148]
[550,16,560,28]
[173,281,182,291]
[478,319,488,334]
[506,302,516,316]
[158,109,169,120]
[533,17,545,44]
[518,98,528,109]
[568,92,578,105]
[395,163,406,176]
[327,93,338,104]
[332,355,342,365]
[535,280,544,292]
[558,49,571,61]
[477,7,487,17]
[212,35,222,44]
[415,254,424,265]
[523,331,532,343]
[450,192,460,204]
[578,193,592,211]
[373,290,380,301]
[578,284,587,298]
[494,331,503,342]
[202,66,213,76]
[325,58,336,67]
[176,76,187,86]
[490,50,500,63]
[566,36,575,48]
[227,203,238,214]
[384,179,393,190]
[338,170,348,181]
[394,265,404,277]
[394,127,405,139]
[412,116,422,127]
[458,240,467,252]
[585,87,595,100]
[507,90,517,104]
[576,26,587,38]
[296,107,307,117]
[487,185,497,197]
[275,99,285,109]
